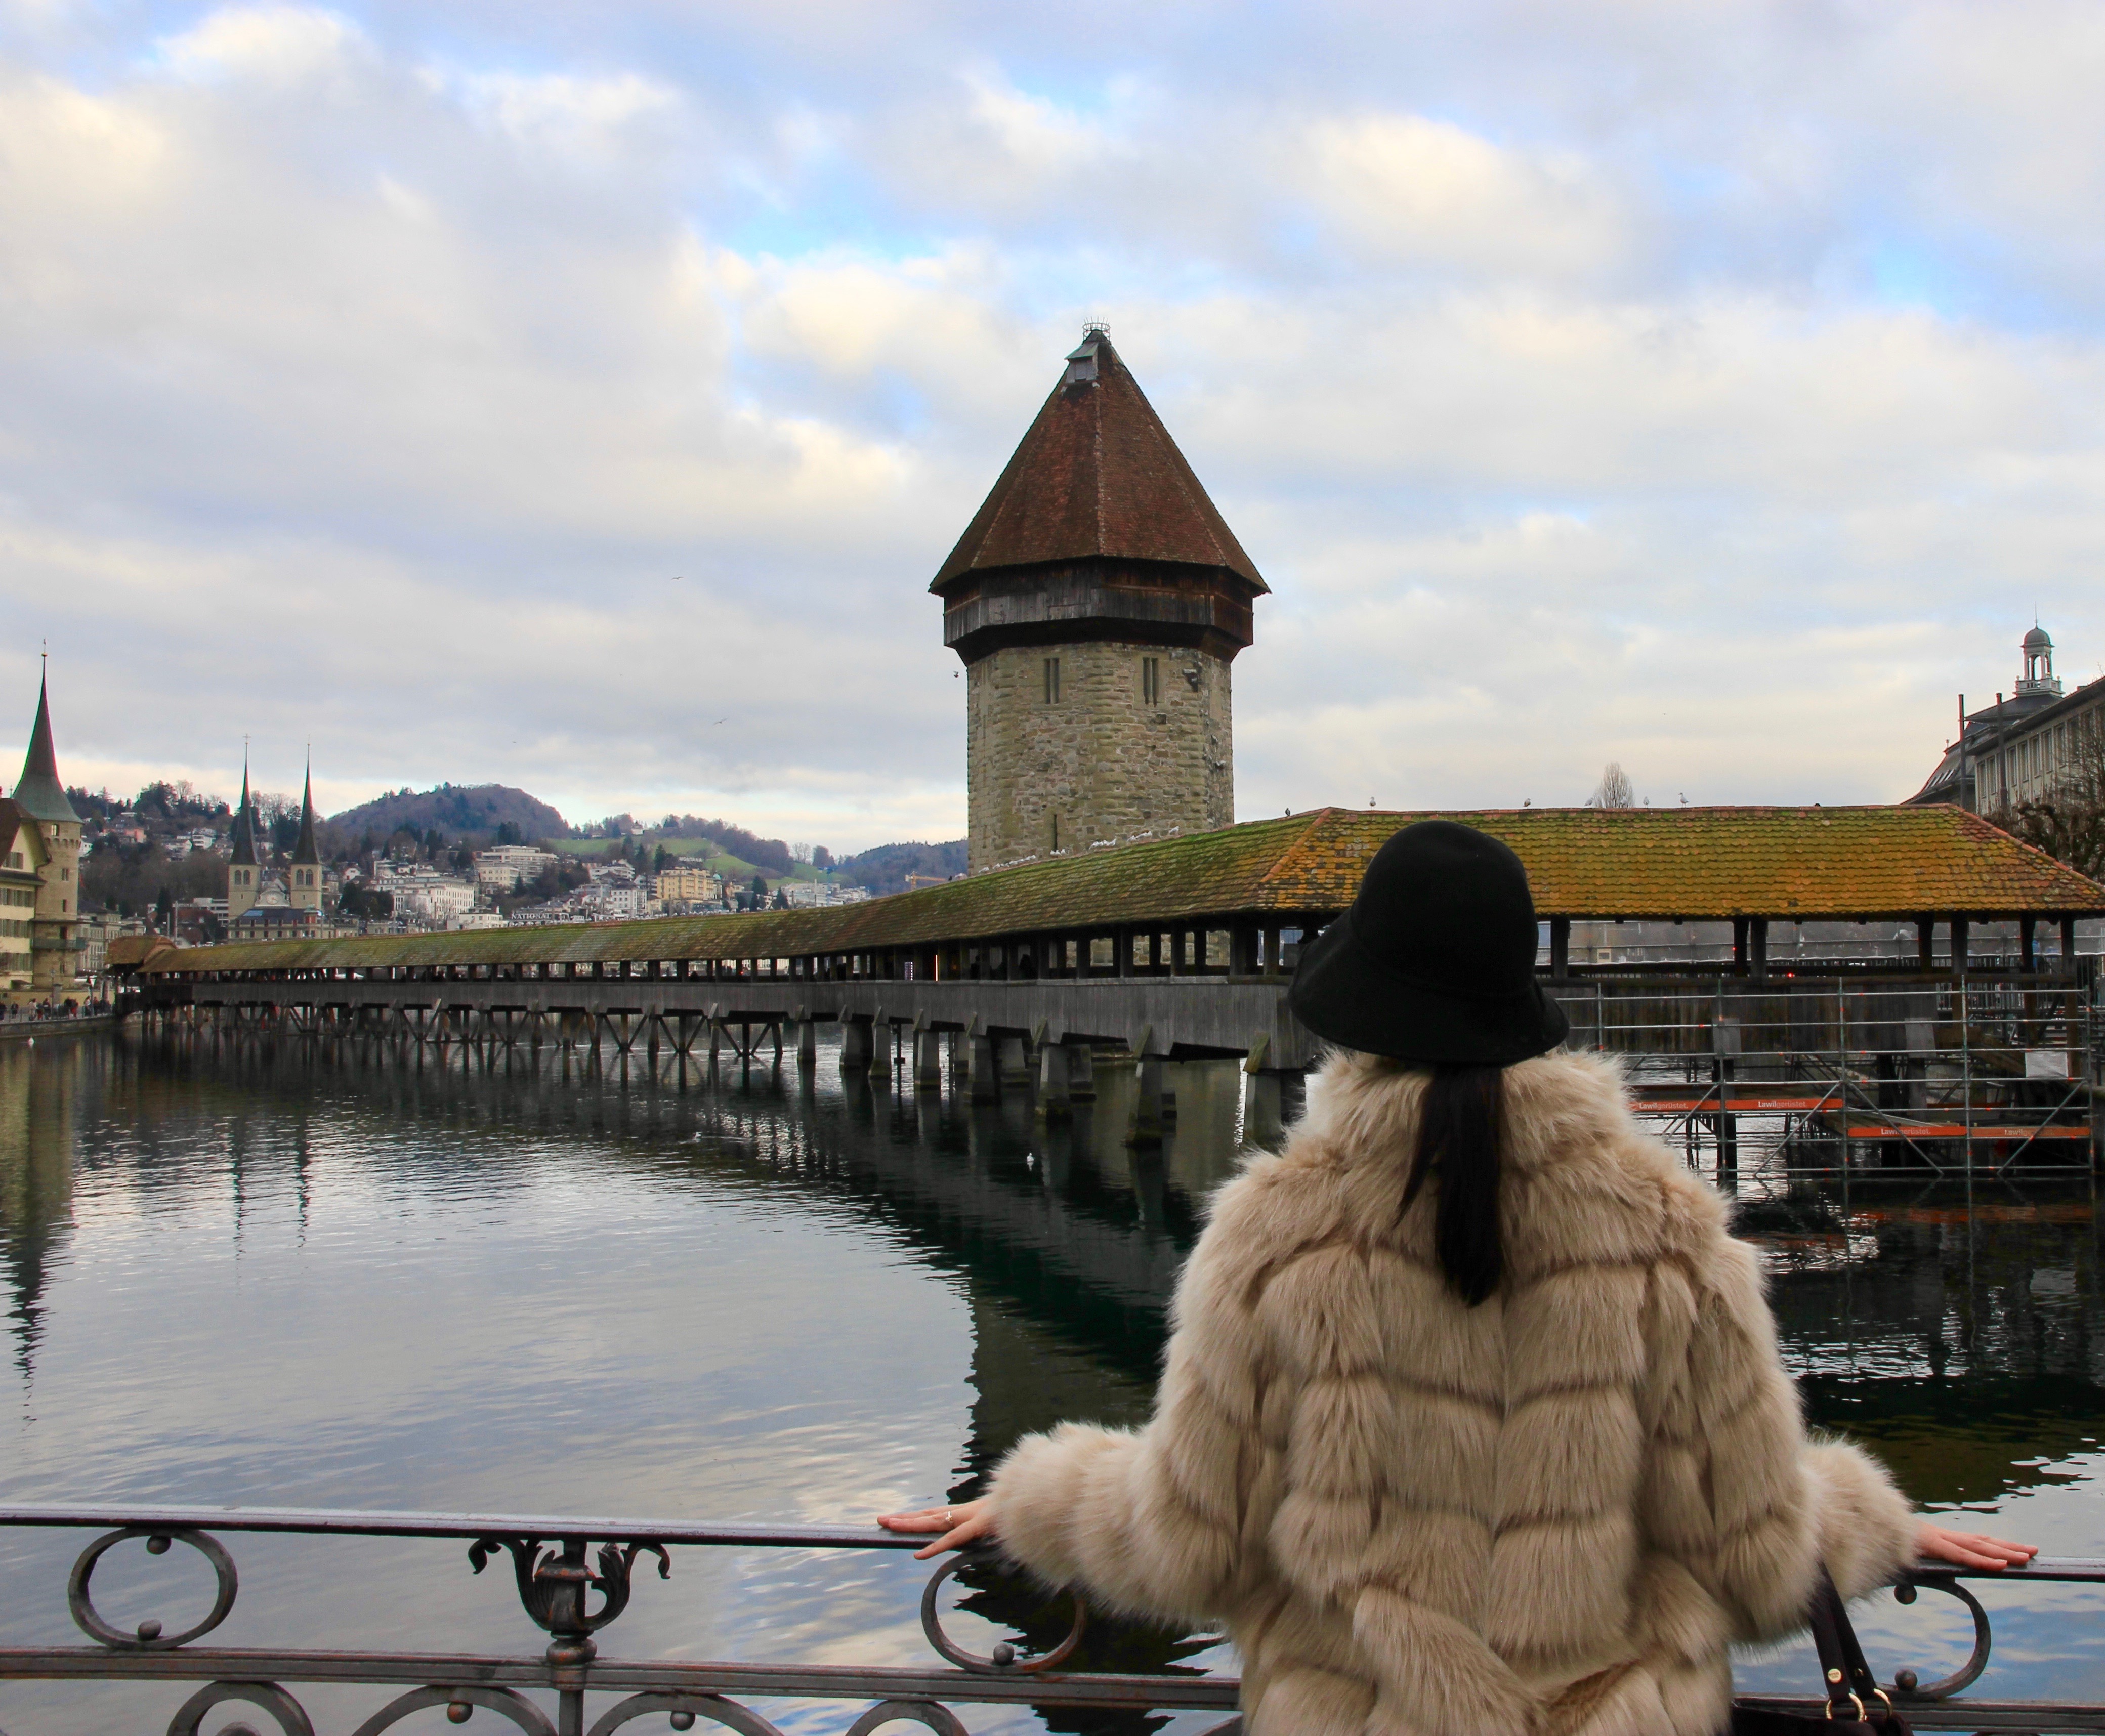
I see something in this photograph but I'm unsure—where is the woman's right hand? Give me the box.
[877,1497,996,1560]
[1916,1520,2037,1571]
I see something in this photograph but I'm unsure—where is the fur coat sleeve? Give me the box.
[1642,1182,1918,1637]
[988,1162,1279,1624]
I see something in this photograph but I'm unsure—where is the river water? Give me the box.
[2,1031,2101,1735]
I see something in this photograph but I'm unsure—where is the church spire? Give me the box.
[227,744,260,921]
[291,756,319,866]
[230,749,258,868]
[287,752,322,913]
[12,660,79,825]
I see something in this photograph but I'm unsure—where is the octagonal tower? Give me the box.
[934,328,1267,873]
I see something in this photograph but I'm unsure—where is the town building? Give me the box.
[7,668,84,1003]
[475,844,558,892]
[656,864,723,907]
[1909,625,2105,813]
[592,883,648,919]
[778,878,871,908]
[76,911,133,979]
[174,898,227,947]
[230,902,330,942]
[0,798,52,995]
[933,326,1268,874]
[373,863,479,928]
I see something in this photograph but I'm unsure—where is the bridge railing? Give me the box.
[2,1505,2101,1735]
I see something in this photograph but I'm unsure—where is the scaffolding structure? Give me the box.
[1552,963,2102,1186]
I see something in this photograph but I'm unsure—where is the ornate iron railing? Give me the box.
[1,1505,2100,1735]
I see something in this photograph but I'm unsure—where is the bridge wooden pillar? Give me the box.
[1916,916,1935,969]
[1549,917,1571,977]
[839,1015,872,1071]
[967,1030,998,1103]
[1037,1040,1071,1119]
[1242,1070,1283,1149]
[2063,916,2080,969]
[915,1028,945,1089]
[2021,915,2038,971]
[1130,1053,1167,1146]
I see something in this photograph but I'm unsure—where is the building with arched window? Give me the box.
[1909,626,2105,814]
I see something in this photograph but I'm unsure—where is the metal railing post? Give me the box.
[1838,983,1850,1200]
[1961,963,1974,1193]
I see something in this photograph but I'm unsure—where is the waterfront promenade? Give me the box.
[0,1013,114,1043]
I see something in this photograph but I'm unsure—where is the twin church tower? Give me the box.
[935,328,1267,874]
[227,757,323,923]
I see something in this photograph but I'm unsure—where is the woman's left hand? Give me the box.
[877,1497,996,1560]
[1916,1520,2037,1571]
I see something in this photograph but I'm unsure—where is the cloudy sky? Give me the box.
[4,1,2101,850]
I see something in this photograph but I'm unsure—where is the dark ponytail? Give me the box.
[1398,1065,1505,1306]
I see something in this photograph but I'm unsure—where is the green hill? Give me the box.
[330,784,567,842]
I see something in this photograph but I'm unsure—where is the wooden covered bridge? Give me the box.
[127,805,2104,1146]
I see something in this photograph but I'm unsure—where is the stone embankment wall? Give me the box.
[966,641,1233,873]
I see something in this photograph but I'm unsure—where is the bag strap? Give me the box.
[1807,1563,1883,1713]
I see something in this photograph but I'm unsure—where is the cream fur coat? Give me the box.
[988,1049,1917,1736]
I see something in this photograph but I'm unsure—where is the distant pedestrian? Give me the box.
[885,821,2032,1736]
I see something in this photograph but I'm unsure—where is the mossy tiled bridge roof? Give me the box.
[148,805,2102,978]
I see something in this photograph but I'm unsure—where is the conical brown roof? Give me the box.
[12,667,78,825]
[932,331,1266,592]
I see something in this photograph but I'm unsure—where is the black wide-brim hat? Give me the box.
[1289,819,1569,1067]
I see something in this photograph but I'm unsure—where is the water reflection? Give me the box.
[0,1037,74,1388]
[1,1029,2102,1727]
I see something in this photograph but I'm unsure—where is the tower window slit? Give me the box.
[1142,657,1160,706]
[1044,657,1060,703]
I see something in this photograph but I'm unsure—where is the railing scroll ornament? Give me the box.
[351,1685,558,1735]
[168,1680,317,1736]
[1889,1572,1994,1701]
[917,1549,1084,1673]
[584,1691,789,1736]
[69,1526,239,1650]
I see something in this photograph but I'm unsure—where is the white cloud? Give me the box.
[444,67,680,161]
[156,5,363,84]
[1304,113,1628,281]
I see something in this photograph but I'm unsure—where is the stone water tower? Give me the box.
[933,328,1267,874]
